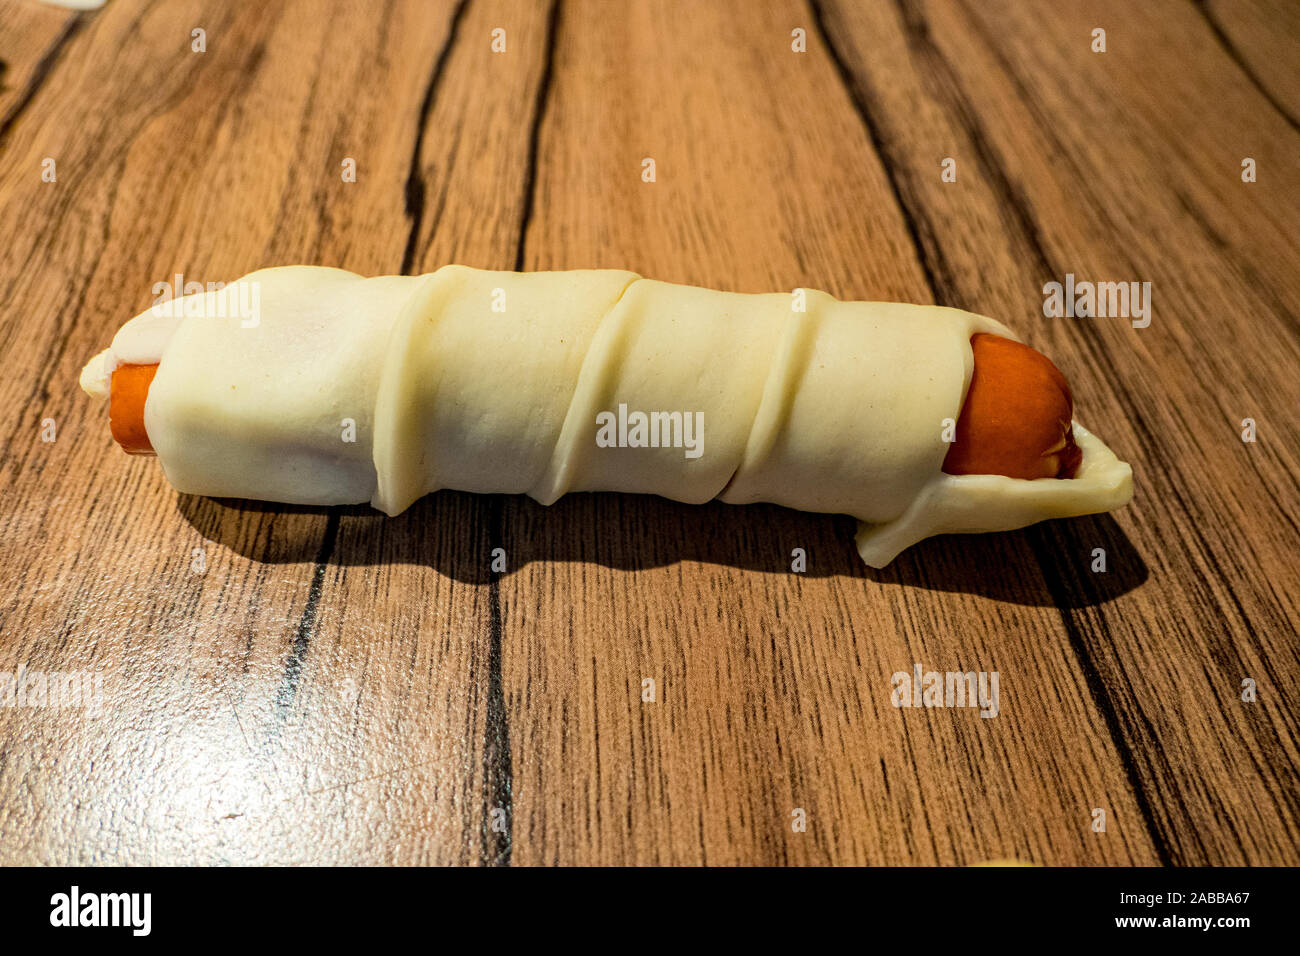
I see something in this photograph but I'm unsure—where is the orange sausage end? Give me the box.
[109,363,157,455]
[944,333,1081,480]
[106,335,1082,479]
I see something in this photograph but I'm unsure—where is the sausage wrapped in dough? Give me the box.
[79,266,1133,566]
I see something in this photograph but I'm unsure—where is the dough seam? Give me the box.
[528,273,644,505]
[719,298,823,502]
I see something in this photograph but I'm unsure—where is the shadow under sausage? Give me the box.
[176,491,1145,607]
[863,511,1147,607]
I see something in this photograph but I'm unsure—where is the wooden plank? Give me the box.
[0,0,497,864]
[1202,0,1300,129]
[500,0,1158,865]
[299,0,562,866]
[0,1,81,132]
[815,0,1300,863]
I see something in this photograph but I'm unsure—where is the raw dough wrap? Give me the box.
[81,265,1133,566]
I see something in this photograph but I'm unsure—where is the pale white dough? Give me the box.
[81,266,1133,566]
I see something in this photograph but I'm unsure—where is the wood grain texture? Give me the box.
[0,0,1295,866]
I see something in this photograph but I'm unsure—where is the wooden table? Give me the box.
[1,0,1296,866]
